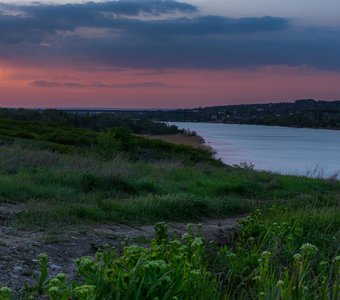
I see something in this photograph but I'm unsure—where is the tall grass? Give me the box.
[3,208,339,299]
[0,141,339,230]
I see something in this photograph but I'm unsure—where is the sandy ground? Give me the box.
[0,203,243,290]
[137,134,207,149]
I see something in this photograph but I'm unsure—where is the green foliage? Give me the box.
[95,127,133,159]
[0,287,11,300]
[123,100,340,130]
[1,111,340,298]
[210,206,340,299]
[16,223,221,300]
[0,118,215,163]
[0,108,182,135]
[3,215,340,299]
[0,139,339,229]
[49,143,78,154]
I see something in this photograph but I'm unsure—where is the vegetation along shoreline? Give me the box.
[0,109,339,299]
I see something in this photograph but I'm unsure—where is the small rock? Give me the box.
[50,264,62,270]
[13,266,23,273]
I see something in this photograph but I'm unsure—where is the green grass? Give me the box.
[1,143,339,230]
[0,117,339,298]
[0,133,339,230]
[4,215,340,299]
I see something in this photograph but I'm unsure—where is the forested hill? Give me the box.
[0,108,181,135]
[2,99,340,130]
[112,99,340,129]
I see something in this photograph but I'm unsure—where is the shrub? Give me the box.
[96,127,134,160]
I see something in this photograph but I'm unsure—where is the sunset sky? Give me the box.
[1,0,340,108]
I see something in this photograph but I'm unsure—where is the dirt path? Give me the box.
[0,203,243,289]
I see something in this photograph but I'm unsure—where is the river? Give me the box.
[171,122,340,178]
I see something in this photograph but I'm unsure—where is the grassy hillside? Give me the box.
[0,117,339,299]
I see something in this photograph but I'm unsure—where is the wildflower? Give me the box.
[169,239,181,247]
[261,251,271,259]
[49,278,60,287]
[293,253,302,261]
[143,260,167,271]
[226,252,236,258]
[48,286,60,298]
[191,238,204,248]
[248,237,255,243]
[181,233,190,240]
[190,270,201,277]
[186,223,194,230]
[253,275,262,281]
[276,280,284,288]
[300,243,318,254]
[74,285,96,298]
[56,273,66,282]
[37,253,48,264]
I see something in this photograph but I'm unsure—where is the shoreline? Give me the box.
[137,133,209,150]
[168,120,340,132]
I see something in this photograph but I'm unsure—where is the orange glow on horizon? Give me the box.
[1,63,340,108]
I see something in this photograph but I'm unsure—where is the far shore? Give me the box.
[168,120,340,132]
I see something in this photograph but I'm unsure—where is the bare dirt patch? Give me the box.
[0,203,243,289]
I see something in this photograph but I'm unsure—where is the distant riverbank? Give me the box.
[168,119,340,132]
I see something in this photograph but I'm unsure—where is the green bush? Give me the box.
[96,127,133,160]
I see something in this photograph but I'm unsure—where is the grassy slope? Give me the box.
[0,118,339,231]
[0,118,339,299]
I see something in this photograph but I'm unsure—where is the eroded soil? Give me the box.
[0,203,243,290]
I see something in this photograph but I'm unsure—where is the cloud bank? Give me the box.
[4,0,334,70]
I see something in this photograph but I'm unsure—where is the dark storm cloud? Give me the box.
[1,0,339,70]
[0,1,287,43]
[0,0,196,43]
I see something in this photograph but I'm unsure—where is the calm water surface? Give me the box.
[172,122,340,178]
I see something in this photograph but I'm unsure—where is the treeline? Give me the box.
[0,108,180,135]
[112,99,340,130]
